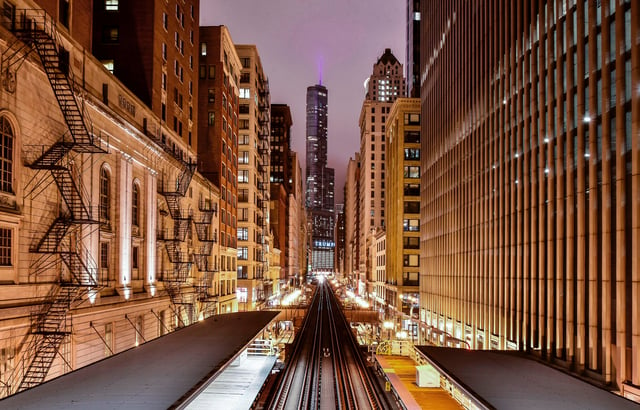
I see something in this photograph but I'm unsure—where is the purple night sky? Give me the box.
[200,1,406,203]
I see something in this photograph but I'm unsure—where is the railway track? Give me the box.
[265,280,394,409]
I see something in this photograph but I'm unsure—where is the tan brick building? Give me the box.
[197,25,240,313]
[386,98,420,318]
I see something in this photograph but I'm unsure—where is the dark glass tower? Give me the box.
[406,0,421,98]
[305,84,334,272]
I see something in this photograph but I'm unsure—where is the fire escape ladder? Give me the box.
[3,10,107,394]
[15,285,78,393]
[157,160,197,323]
[50,167,93,222]
[30,216,72,253]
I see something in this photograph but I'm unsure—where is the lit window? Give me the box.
[105,0,118,11]
[201,42,207,56]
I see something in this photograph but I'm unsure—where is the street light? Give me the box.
[383,320,394,340]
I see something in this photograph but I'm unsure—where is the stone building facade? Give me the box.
[0,0,220,396]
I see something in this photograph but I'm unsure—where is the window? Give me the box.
[404,201,420,214]
[102,26,119,43]
[404,113,420,125]
[403,165,420,178]
[208,89,215,103]
[162,12,167,30]
[132,246,139,269]
[239,88,250,99]
[102,60,114,73]
[237,227,248,241]
[241,57,250,68]
[403,219,420,232]
[239,135,249,145]
[237,247,248,260]
[208,112,214,126]
[404,148,420,160]
[132,182,140,227]
[0,117,13,193]
[403,236,420,249]
[403,254,419,267]
[105,0,118,11]
[0,228,11,266]
[404,183,420,196]
[238,170,249,183]
[404,131,420,143]
[200,42,206,56]
[99,167,111,225]
[199,64,206,79]
[238,151,249,164]
[208,65,215,79]
[100,242,109,269]
[161,43,167,61]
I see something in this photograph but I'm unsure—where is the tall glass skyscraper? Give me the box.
[305,84,335,272]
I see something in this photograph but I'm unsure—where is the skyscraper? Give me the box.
[92,0,199,150]
[358,48,405,296]
[305,84,335,271]
[406,0,421,98]
[420,0,640,400]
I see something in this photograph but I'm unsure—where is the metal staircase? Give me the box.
[3,9,107,394]
[257,79,270,298]
[158,159,196,325]
[192,199,218,315]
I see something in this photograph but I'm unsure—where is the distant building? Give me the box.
[305,84,335,272]
[406,0,421,98]
[358,48,405,296]
[386,98,420,319]
[197,25,241,313]
[92,0,199,150]
[235,45,270,310]
[270,104,293,286]
[287,152,306,284]
[344,153,361,291]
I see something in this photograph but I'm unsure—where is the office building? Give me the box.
[386,98,421,317]
[197,25,240,312]
[358,48,405,296]
[420,0,640,400]
[305,84,335,272]
[92,0,199,150]
[406,0,421,98]
[235,45,271,309]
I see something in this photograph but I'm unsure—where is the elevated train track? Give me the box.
[266,281,395,409]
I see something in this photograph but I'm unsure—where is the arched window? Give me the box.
[99,166,111,224]
[0,117,14,194]
[132,182,140,227]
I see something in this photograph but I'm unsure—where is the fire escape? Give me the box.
[2,10,107,394]
[257,79,271,300]
[192,197,218,318]
[157,157,196,327]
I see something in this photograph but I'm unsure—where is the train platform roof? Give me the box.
[1,311,279,410]
[418,346,640,410]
